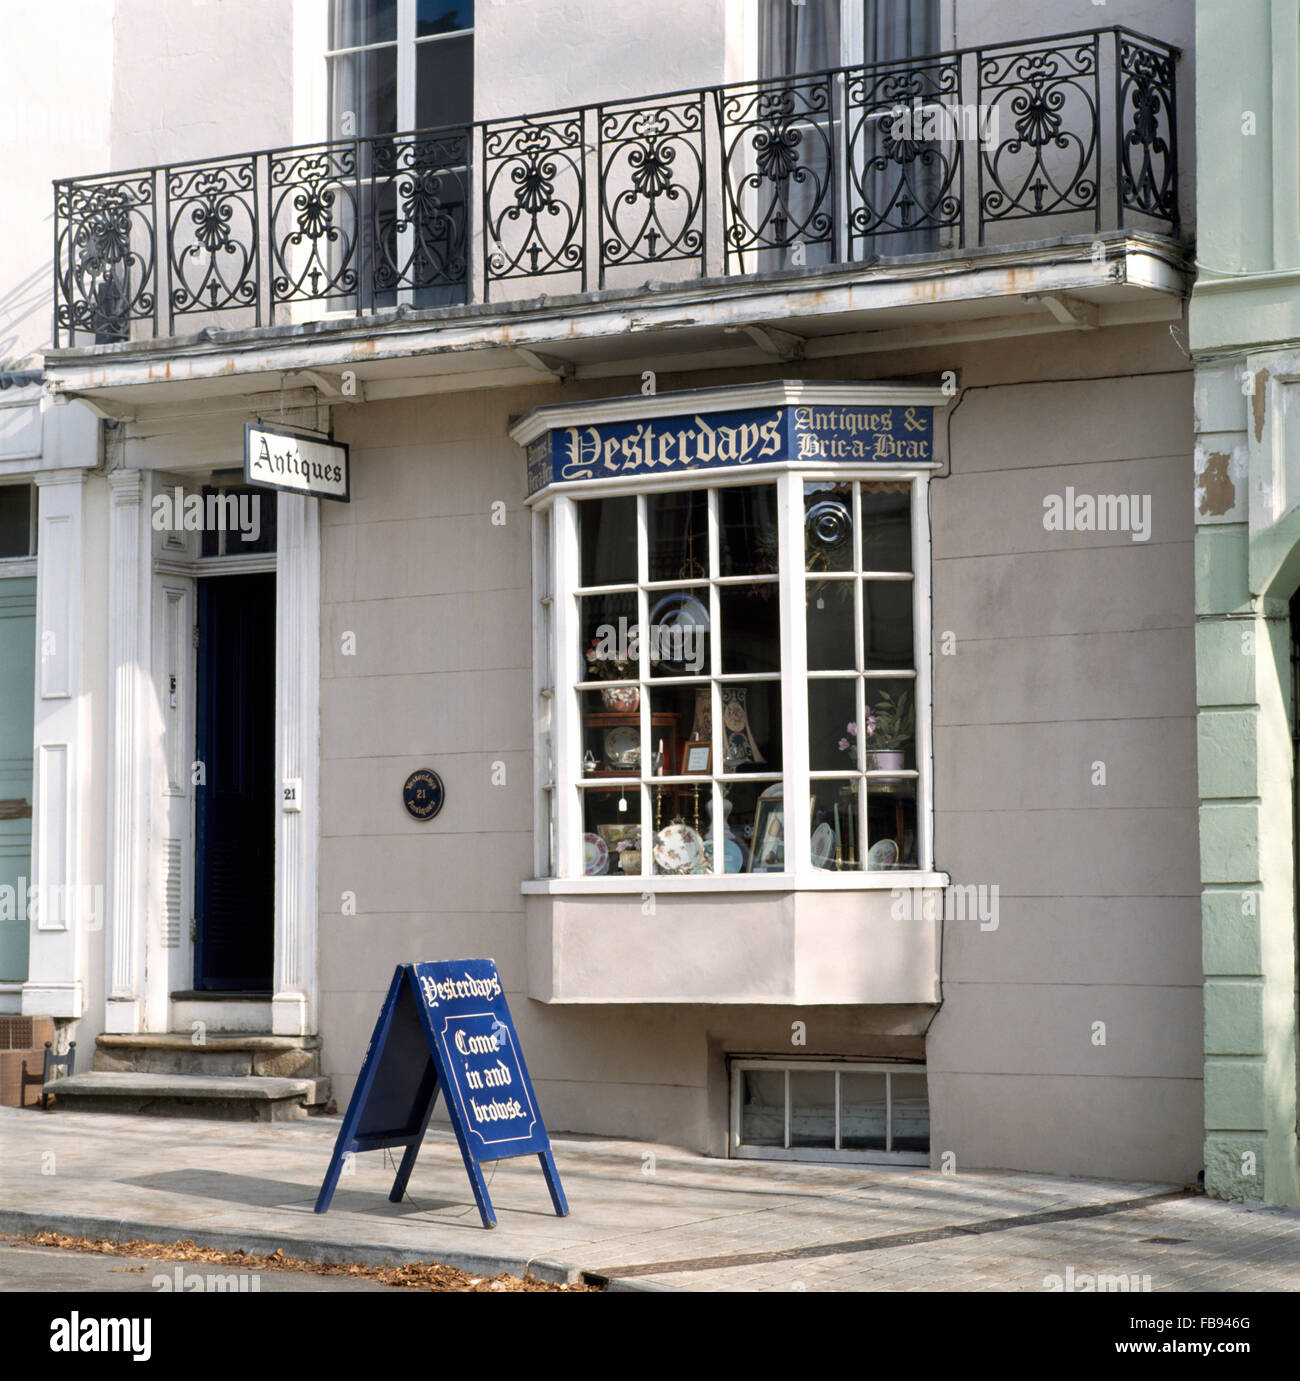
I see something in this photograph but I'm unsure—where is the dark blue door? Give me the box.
[195,573,276,990]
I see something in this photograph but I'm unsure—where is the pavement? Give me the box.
[2,1106,1298,1291]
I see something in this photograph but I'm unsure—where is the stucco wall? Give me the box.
[109,0,296,169]
[0,0,113,365]
[316,321,1200,1180]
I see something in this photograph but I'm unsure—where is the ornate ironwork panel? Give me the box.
[716,74,836,271]
[165,158,259,330]
[978,35,1101,241]
[846,55,962,253]
[368,129,471,298]
[269,141,360,308]
[55,173,157,344]
[483,114,585,295]
[1118,36,1178,233]
[597,95,705,283]
[51,28,1182,345]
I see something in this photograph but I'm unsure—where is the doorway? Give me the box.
[194,572,276,991]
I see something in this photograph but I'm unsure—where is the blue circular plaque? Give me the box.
[403,769,444,821]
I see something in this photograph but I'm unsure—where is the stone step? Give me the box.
[51,1071,330,1122]
[94,1033,321,1079]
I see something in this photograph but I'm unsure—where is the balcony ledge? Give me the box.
[43,231,1189,415]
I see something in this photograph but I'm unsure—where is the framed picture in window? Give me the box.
[750,795,786,872]
[681,742,712,775]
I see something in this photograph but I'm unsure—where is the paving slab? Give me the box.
[1,1107,1296,1291]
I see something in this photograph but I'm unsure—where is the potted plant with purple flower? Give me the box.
[839,689,914,773]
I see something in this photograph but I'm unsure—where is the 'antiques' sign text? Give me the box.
[244,422,350,502]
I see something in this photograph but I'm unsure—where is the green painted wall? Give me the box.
[0,576,36,982]
[1190,0,1300,1206]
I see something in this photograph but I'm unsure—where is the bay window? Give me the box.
[522,383,941,888]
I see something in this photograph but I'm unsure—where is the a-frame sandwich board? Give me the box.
[315,959,567,1230]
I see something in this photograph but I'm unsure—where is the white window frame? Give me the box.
[730,1058,930,1166]
[527,464,937,893]
[325,0,473,135]
[323,1,474,311]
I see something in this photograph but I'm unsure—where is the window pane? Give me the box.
[862,678,916,770]
[865,778,916,869]
[0,485,31,558]
[541,787,555,876]
[720,682,780,773]
[717,585,778,674]
[863,580,913,671]
[417,0,473,35]
[839,1072,887,1151]
[579,496,636,587]
[331,0,396,49]
[891,1072,930,1151]
[740,1069,785,1146]
[647,683,701,777]
[329,47,398,137]
[806,577,855,671]
[718,483,779,576]
[416,32,473,129]
[647,587,709,678]
[579,591,638,682]
[861,484,912,571]
[650,746,709,875]
[748,780,787,872]
[199,484,277,558]
[582,787,641,876]
[646,489,707,583]
[790,1071,836,1148]
[719,779,768,872]
[804,481,853,573]
[811,778,861,872]
[579,688,639,780]
[808,677,856,772]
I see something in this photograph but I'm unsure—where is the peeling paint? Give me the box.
[1199,452,1235,516]
[1252,369,1269,442]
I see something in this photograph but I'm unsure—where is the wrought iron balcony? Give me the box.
[53,26,1178,349]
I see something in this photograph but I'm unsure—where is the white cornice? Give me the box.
[508,379,954,447]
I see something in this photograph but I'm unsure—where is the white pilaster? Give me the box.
[104,469,151,1032]
[272,493,320,1035]
[22,469,88,1019]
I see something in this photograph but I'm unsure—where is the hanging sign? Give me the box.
[525,402,934,494]
[315,959,567,1229]
[244,421,350,502]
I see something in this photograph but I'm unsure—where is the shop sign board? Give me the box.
[315,959,567,1229]
[244,421,350,502]
[525,402,934,494]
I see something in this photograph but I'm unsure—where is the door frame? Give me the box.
[104,464,320,1036]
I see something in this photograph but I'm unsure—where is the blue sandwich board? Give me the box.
[314,959,567,1229]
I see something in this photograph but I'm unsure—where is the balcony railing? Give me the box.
[53,26,1178,348]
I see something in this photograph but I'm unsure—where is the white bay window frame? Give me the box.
[522,383,944,892]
